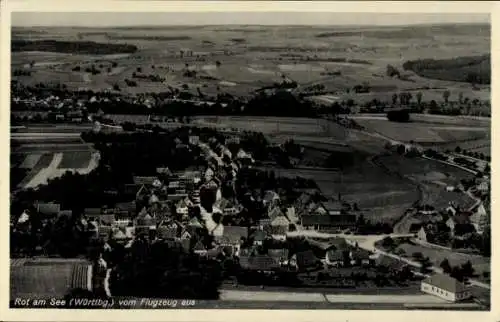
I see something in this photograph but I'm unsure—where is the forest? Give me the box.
[11,39,138,55]
[403,55,490,84]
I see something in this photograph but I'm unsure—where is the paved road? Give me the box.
[219,289,448,304]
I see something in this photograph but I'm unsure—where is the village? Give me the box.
[10,120,491,307]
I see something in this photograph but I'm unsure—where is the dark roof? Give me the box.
[258,218,272,227]
[156,167,173,175]
[450,213,471,225]
[268,207,284,221]
[124,184,142,196]
[133,176,157,185]
[308,237,349,251]
[37,203,61,216]
[99,214,115,225]
[268,248,289,261]
[193,240,207,252]
[157,226,178,239]
[301,214,357,226]
[84,208,102,216]
[294,250,318,268]
[58,210,73,218]
[326,250,344,261]
[115,201,136,213]
[322,200,343,211]
[423,274,467,293]
[351,249,371,260]
[220,226,248,244]
[251,230,269,241]
[239,255,279,271]
[264,225,288,236]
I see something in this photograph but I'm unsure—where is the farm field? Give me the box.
[394,242,490,277]
[376,155,476,211]
[377,155,476,186]
[269,161,419,223]
[10,258,91,300]
[352,117,489,144]
[58,151,92,169]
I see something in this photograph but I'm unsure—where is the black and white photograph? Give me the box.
[4,0,494,318]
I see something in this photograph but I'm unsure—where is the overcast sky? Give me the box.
[12,12,490,27]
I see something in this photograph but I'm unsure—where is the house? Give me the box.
[193,240,208,256]
[115,201,137,215]
[350,249,372,266]
[176,197,193,215]
[271,214,290,227]
[325,250,346,267]
[421,274,472,302]
[446,203,458,217]
[250,230,269,246]
[268,248,290,267]
[204,167,215,181]
[290,250,319,271]
[476,180,489,194]
[136,184,151,201]
[156,167,173,177]
[178,171,202,185]
[239,254,279,273]
[188,217,204,229]
[209,223,224,237]
[320,200,343,215]
[286,207,299,224]
[470,203,488,234]
[301,214,357,232]
[36,202,61,217]
[446,213,473,237]
[417,226,430,242]
[157,220,180,239]
[307,237,349,260]
[268,206,284,221]
[215,226,248,256]
[189,135,200,145]
[263,190,280,208]
[133,176,158,186]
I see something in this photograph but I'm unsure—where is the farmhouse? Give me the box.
[470,203,488,234]
[301,214,357,232]
[421,274,472,302]
[215,226,248,256]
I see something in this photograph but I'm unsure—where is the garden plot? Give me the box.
[58,151,92,169]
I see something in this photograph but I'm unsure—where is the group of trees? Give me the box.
[12,39,138,55]
[454,146,490,163]
[402,55,490,85]
[109,239,222,299]
[439,259,476,282]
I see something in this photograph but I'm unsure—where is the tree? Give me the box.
[461,260,474,277]
[416,92,423,105]
[215,60,221,68]
[450,266,464,282]
[412,252,424,260]
[136,67,142,73]
[420,257,432,274]
[443,90,450,104]
[392,93,398,105]
[458,92,464,104]
[455,146,462,153]
[440,258,452,274]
